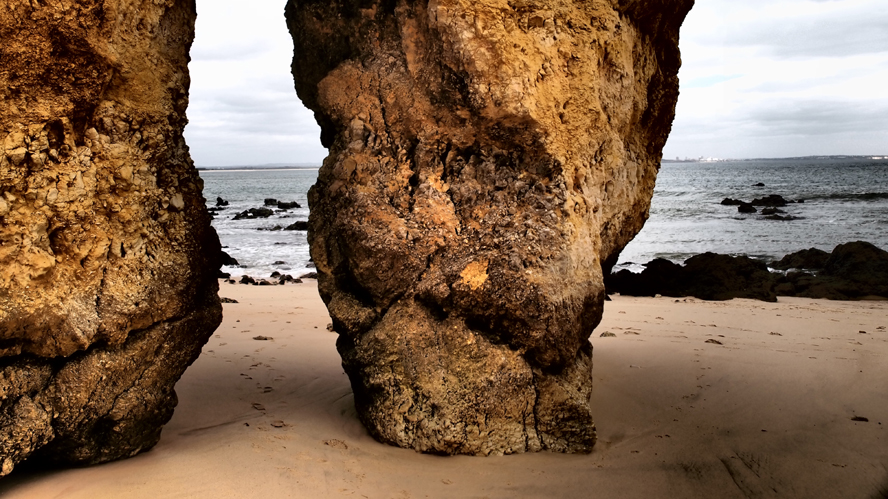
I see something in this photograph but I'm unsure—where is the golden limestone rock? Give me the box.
[287,0,693,454]
[0,0,220,475]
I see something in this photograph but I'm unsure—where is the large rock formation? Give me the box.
[0,0,220,475]
[287,0,693,454]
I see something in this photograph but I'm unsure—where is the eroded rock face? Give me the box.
[287,0,692,454]
[0,0,220,475]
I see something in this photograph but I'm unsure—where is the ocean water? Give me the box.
[616,157,888,272]
[198,158,888,278]
[199,168,318,279]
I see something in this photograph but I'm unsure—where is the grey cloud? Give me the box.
[714,6,888,58]
[185,85,325,165]
[746,99,888,136]
[747,66,876,93]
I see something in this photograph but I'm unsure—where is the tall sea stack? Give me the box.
[287,0,693,454]
[0,0,221,475]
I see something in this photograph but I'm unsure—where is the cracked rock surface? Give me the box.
[0,0,220,475]
[287,0,692,454]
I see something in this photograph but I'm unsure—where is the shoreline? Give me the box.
[1,282,886,498]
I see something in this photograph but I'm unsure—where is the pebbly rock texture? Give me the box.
[0,0,220,476]
[287,0,693,454]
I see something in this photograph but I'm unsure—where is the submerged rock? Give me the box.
[233,207,274,220]
[287,0,693,454]
[0,1,220,476]
[751,194,789,207]
[738,202,757,213]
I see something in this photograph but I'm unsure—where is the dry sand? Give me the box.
[2,281,887,498]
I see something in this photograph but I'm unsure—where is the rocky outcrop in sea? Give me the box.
[287,0,693,455]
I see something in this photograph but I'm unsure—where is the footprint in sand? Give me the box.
[324,439,349,450]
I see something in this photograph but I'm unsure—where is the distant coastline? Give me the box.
[662,155,887,164]
[196,156,887,169]
[196,163,321,171]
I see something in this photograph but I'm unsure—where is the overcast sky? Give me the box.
[184,0,888,166]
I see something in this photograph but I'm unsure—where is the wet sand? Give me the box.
[2,282,887,498]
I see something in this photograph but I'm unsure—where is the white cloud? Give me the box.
[185,0,327,167]
[664,0,888,159]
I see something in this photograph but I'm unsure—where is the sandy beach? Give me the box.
[1,281,886,498]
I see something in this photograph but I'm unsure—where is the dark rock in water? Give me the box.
[610,242,888,303]
[279,275,302,285]
[240,275,257,285]
[265,199,301,210]
[721,198,744,206]
[681,253,777,302]
[738,203,757,213]
[273,261,286,265]
[299,272,318,280]
[760,207,784,215]
[233,207,274,220]
[606,259,685,297]
[763,214,800,221]
[607,254,777,302]
[258,225,284,231]
[751,194,788,207]
[270,271,282,278]
[216,197,230,207]
[800,241,888,299]
[217,271,231,279]
[284,221,309,231]
[753,182,765,187]
[220,251,240,267]
[771,248,830,270]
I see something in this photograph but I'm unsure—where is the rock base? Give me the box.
[0,292,220,476]
[337,299,595,455]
